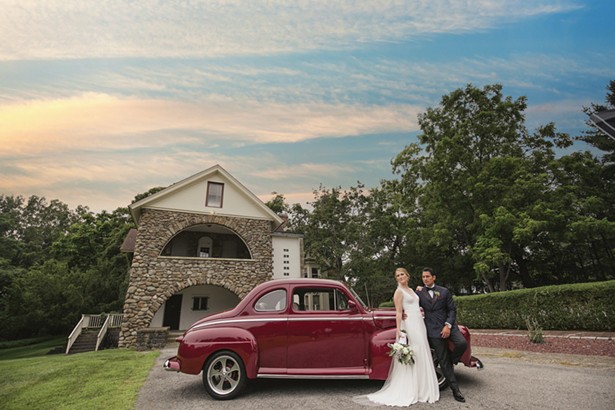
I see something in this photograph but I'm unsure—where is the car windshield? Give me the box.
[349,287,369,310]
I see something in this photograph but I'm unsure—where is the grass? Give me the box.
[525,316,545,344]
[0,339,159,410]
[0,336,59,350]
[0,337,66,360]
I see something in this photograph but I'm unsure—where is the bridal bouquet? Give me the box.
[388,330,415,365]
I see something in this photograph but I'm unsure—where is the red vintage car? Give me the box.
[164,278,482,400]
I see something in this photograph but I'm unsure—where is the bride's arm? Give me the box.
[393,289,403,339]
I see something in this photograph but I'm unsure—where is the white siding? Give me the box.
[303,259,322,278]
[272,236,302,279]
[150,285,240,330]
[147,174,273,220]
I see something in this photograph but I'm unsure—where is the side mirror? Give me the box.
[347,300,358,312]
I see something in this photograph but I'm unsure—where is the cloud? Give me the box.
[526,98,593,131]
[0,142,357,212]
[0,0,582,60]
[0,93,421,156]
[0,147,240,212]
[0,92,418,211]
[252,163,357,181]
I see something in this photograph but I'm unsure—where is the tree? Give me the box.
[287,184,368,280]
[50,207,134,312]
[390,84,572,291]
[580,80,615,173]
[343,181,412,304]
[131,186,166,204]
[0,195,84,268]
[265,193,290,215]
[0,195,133,339]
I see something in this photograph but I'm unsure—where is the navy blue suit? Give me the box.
[417,285,467,392]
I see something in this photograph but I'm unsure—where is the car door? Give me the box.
[286,285,367,374]
[243,287,289,372]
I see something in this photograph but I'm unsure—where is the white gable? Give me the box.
[129,165,282,226]
[147,173,272,219]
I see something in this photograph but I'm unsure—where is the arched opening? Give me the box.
[161,223,251,259]
[150,284,241,330]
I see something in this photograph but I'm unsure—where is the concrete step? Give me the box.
[168,331,183,343]
[68,331,99,354]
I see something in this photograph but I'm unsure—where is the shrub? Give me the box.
[377,281,615,331]
[525,316,544,343]
[455,280,615,331]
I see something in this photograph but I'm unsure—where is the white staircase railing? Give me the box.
[95,314,123,351]
[66,315,85,354]
[66,313,124,354]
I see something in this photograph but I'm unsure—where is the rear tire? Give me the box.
[203,351,247,400]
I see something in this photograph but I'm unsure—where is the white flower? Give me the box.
[387,335,415,365]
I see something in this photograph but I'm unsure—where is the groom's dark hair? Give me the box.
[422,267,435,276]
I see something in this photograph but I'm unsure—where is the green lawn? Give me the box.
[0,339,159,410]
[0,337,66,360]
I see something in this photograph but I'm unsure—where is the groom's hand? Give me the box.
[402,311,407,320]
[440,326,451,339]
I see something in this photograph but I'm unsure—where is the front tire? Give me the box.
[203,351,247,400]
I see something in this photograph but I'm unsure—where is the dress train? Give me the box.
[354,287,439,406]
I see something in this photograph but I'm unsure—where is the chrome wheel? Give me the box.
[203,351,246,400]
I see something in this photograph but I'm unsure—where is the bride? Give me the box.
[356,267,439,406]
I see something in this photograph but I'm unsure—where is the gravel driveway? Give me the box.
[135,345,615,410]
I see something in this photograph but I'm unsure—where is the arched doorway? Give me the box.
[150,284,241,330]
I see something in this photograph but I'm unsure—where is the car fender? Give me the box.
[368,327,396,380]
[178,327,258,377]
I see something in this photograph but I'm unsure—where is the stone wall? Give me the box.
[119,209,274,347]
[135,327,169,351]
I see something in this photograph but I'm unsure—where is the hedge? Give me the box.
[378,280,615,331]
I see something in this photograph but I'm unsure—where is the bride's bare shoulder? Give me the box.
[396,286,413,297]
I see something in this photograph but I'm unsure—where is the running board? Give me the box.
[257,374,369,379]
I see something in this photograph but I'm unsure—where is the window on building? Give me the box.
[282,248,291,276]
[311,267,319,278]
[192,296,209,311]
[206,182,224,208]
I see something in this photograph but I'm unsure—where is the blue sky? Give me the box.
[1,1,613,212]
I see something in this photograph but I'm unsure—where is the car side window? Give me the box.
[292,288,350,311]
[254,289,287,312]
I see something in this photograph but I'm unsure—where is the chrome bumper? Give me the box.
[163,357,181,372]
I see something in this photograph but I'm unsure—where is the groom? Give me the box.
[417,267,467,403]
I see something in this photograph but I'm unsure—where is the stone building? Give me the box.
[119,165,303,347]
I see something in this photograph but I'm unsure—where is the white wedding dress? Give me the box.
[356,287,440,406]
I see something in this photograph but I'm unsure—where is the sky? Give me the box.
[1,1,614,213]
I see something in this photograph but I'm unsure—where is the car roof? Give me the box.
[265,278,344,286]
[248,278,346,294]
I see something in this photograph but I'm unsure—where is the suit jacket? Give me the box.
[417,285,459,339]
